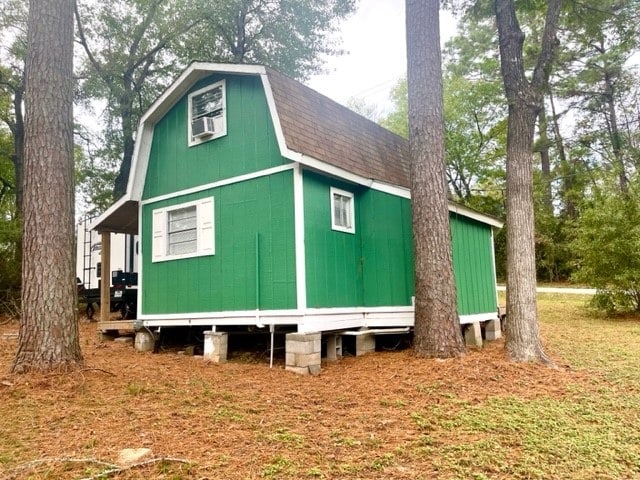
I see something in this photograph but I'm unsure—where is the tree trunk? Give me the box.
[12,81,25,217]
[604,71,628,193]
[494,0,560,364]
[537,108,553,211]
[549,92,577,219]
[504,103,550,362]
[113,92,135,199]
[12,0,83,373]
[406,0,466,358]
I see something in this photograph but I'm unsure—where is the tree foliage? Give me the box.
[178,0,355,81]
[555,0,640,193]
[573,183,640,313]
[0,0,27,215]
[376,0,640,300]
[0,127,20,313]
[381,74,507,208]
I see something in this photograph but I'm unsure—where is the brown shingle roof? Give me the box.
[266,67,410,188]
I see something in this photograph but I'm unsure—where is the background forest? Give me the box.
[1,0,639,314]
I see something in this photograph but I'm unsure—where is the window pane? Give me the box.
[168,239,197,256]
[333,193,352,229]
[167,206,197,255]
[169,206,196,221]
[168,229,196,245]
[192,86,223,119]
[169,216,196,233]
[342,199,351,228]
[333,193,343,225]
[168,207,196,233]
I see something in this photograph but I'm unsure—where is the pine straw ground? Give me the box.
[1,293,640,479]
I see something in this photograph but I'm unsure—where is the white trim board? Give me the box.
[292,164,307,310]
[141,164,295,206]
[138,306,498,331]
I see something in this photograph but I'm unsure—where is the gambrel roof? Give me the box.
[92,62,500,233]
[265,67,410,188]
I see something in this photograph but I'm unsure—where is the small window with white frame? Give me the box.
[152,197,215,262]
[188,80,227,146]
[330,187,355,234]
[167,205,197,256]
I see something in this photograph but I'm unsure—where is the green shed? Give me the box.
[92,63,502,362]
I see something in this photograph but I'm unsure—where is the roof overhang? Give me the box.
[447,201,504,229]
[89,197,138,234]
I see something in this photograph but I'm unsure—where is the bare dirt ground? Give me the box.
[0,315,592,479]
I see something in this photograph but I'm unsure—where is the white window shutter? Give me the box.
[198,197,215,255]
[152,208,166,262]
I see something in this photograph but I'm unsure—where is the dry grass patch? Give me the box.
[1,294,639,479]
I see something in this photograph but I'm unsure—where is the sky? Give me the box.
[307,0,457,114]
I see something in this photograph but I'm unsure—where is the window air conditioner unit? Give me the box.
[192,117,216,138]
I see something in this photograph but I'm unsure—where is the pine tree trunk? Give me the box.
[604,71,628,193]
[537,108,553,212]
[406,0,466,358]
[12,0,83,373]
[504,104,549,362]
[494,0,561,364]
[549,92,577,219]
[12,83,25,217]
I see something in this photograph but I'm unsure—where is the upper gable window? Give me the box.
[188,80,227,146]
[331,187,355,234]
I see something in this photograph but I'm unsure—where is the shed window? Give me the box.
[152,198,215,262]
[331,187,355,234]
[167,206,197,255]
[188,80,227,146]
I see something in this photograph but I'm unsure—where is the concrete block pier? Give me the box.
[286,332,321,375]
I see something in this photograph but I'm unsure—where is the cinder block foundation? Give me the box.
[464,322,483,347]
[355,332,375,356]
[325,335,343,362]
[485,318,502,341]
[134,331,155,352]
[204,331,228,363]
[286,332,321,375]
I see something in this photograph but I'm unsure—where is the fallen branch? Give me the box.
[79,457,193,480]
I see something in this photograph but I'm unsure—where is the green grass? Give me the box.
[408,293,640,479]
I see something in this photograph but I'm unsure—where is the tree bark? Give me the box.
[12,0,83,373]
[494,0,561,364]
[537,108,553,211]
[406,0,466,358]
[12,81,25,217]
[548,91,577,219]
[604,70,628,193]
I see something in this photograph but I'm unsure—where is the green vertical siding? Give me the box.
[143,74,288,200]
[360,189,414,306]
[450,214,498,315]
[141,171,296,314]
[302,171,497,314]
[138,71,498,317]
[303,172,363,307]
